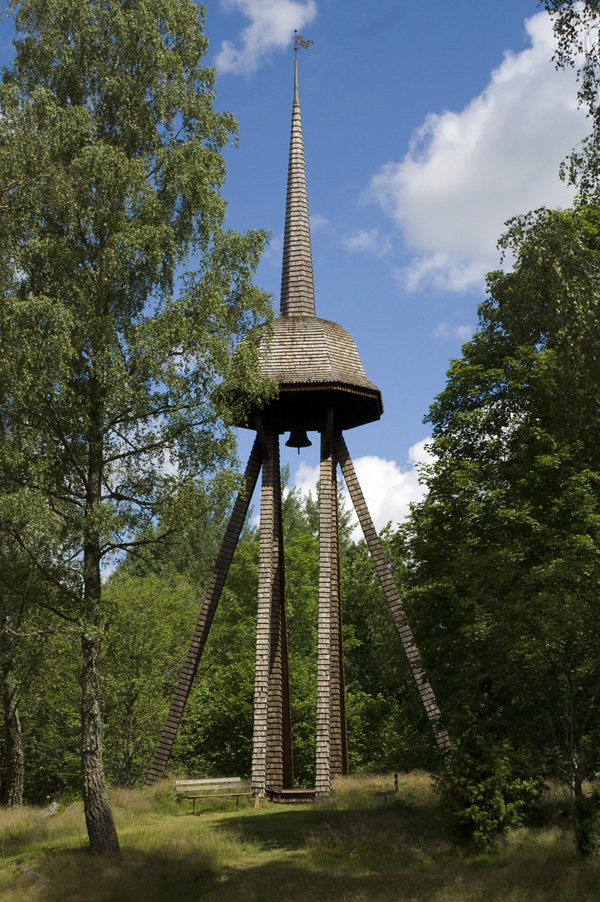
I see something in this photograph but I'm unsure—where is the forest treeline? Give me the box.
[1,485,434,799]
[2,0,600,859]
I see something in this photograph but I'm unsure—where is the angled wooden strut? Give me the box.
[251,429,293,796]
[147,433,294,790]
[146,438,264,786]
[333,432,451,761]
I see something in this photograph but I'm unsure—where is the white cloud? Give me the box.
[216,0,317,76]
[369,12,588,292]
[292,459,320,497]
[433,322,473,341]
[310,213,330,232]
[341,227,392,258]
[262,231,283,265]
[292,439,433,540]
[310,213,332,235]
[398,253,487,294]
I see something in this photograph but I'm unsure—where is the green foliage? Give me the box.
[23,689,81,802]
[0,0,272,850]
[168,485,324,786]
[172,658,255,778]
[435,727,542,846]
[343,538,436,773]
[399,202,600,849]
[0,0,274,583]
[98,482,421,788]
[574,788,600,858]
[543,1,600,194]
[170,541,258,778]
[0,549,82,803]
[101,575,197,786]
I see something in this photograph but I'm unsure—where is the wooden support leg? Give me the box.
[316,423,338,796]
[267,432,294,790]
[333,433,451,761]
[251,430,293,796]
[275,457,294,790]
[146,438,263,786]
[329,460,348,778]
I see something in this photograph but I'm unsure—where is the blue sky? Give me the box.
[0,1,591,533]
[206,0,589,531]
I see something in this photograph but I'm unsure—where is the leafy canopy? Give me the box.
[397,202,600,843]
[0,0,274,588]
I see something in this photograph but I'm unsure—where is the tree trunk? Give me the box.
[81,405,119,854]
[571,758,599,857]
[1,616,24,807]
[81,621,119,853]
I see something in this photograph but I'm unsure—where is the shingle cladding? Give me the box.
[246,315,383,432]
[234,60,383,433]
[280,82,315,318]
[259,316,377,392]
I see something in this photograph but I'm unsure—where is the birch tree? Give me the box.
[0,0,271,853]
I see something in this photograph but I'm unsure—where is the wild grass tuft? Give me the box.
[1,774,599,901]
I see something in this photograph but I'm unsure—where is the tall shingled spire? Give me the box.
[280,59,315,317]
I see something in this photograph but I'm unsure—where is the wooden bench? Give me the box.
[175,778,252,813]
[374,772,400,804]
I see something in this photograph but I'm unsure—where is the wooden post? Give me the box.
[329,457,348,778]
[251,430,293,796]
[266,432,294,790]
[277,465,295,790]
[333,432,451,760]
[315,410,349,796]
[146,438,263,786]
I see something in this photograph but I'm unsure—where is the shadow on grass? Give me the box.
[198,852,600,902]
[8,842,600,902]
[213,799,446,853]
[213,806,360,851]
[3,845,220,902]
[5,813,600,902]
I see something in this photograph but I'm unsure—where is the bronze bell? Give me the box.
[285,427,312,452]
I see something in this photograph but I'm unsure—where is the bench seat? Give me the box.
[175,777,252,812]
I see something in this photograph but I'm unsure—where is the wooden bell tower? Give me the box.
[147,60,450,797]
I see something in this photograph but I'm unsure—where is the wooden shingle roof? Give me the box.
[258,316,378,393]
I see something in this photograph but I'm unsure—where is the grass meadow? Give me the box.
[1,772,599,901]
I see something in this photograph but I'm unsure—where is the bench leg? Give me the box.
[193,798,196,815]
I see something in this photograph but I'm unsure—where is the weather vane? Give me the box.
[294,30,313,57]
